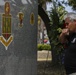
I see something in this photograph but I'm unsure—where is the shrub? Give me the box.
[38,44,51,50]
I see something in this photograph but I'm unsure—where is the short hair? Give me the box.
[64,13,76,21]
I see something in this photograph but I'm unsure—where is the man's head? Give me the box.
[64,13,76,33]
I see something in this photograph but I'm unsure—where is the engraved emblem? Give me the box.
[0,2,13,50]
[30,12,35,25]
[17,12,24,28]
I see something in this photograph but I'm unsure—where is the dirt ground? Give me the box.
[37,51,66,75]
[37,61,66,75]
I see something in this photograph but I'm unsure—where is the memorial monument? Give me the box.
[0,0,37,75]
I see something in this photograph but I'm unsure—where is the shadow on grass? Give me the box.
[37,61,66,75]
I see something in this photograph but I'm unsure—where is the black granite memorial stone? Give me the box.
[0,0,37,75]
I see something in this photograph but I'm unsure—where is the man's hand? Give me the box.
[59,28,69,43]
[61,29,69,36]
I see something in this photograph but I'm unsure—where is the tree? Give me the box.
[38,0,52,42]
[50,1,67,64]
[38,0,67,65]
[68,0,76,10]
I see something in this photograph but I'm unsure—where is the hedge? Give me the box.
[38,44,51,50]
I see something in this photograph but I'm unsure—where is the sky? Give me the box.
[46,0,74,13]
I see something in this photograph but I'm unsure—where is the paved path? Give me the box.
[37,50,52,61]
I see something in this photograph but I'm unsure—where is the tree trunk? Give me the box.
[38,5,51,35]
[38,5,58,65]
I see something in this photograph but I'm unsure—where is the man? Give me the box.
[59,13,76,75]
